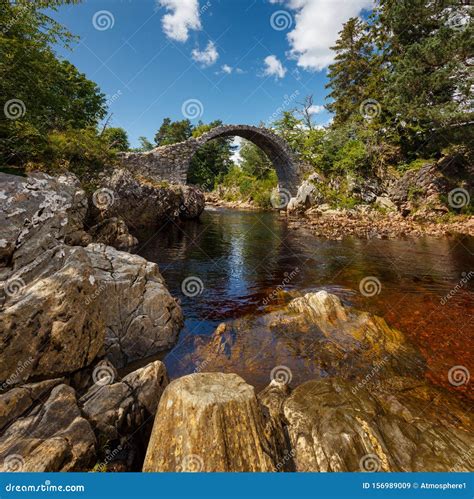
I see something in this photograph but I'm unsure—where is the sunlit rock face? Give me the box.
[143,373,278,472]
[89,168,205,228]
[0,172,183,385]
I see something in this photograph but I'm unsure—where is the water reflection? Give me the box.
[137,208,474,394]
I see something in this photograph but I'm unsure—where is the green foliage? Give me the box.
[188,120,234,189]
[0,0,108,169]
[101,127,130,152]
[240,140,273,179]
[134,136,154,152]
[154,118,192,146]
[36,128,115,181]
[219,166,278,208]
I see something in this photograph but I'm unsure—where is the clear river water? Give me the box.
[137,207,474,397]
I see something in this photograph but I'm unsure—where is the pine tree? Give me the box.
[326,17,374,126]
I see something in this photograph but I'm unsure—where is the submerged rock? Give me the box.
[283,377,474,472]
[143,373,278,472]
[178,290,424,390]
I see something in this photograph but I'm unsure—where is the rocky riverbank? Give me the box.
[0,170,472,473]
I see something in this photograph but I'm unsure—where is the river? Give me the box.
[137,207,474,396]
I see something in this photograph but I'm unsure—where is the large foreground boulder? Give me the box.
[143,373,278,472]
[80,360,168,442]
[282,377,474,472]
[0,172,183,384]
[0,382,96,472]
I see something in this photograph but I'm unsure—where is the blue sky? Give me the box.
[53,0,373,147]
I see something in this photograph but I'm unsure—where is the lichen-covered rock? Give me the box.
[143,373,278,472]
[87,217,138,250]
[0,242,183,383]
[92,169,204,228]
[283,377,474,472]
[287,173,324,213]
[180,185,205,219]
[0,383,96,472]
[80,360,168,442]
[0,172,90,267]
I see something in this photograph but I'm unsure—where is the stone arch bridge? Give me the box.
[119,125,301,194]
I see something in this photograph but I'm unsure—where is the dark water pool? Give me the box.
[137,207,474,396]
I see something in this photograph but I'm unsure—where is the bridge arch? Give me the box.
[119,124,301,194]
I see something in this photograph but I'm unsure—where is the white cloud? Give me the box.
[192,41,219,67]
[221,64,233,74]
[158,0,202,42]
[263,55,287,79]
[307,104,325,114]
[273,0,374,71]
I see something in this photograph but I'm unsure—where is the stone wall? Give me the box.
[119,125,301,194]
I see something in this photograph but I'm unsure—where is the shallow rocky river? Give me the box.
[137,207,474,397]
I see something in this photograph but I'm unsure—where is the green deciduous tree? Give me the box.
[102,127,130,152]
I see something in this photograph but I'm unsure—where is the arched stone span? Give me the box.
[119,125,301,194]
